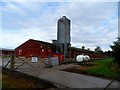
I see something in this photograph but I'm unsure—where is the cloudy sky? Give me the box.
[1,0,119,51]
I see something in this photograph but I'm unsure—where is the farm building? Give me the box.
[0,48,14,55]
[15,39,56,58]
[70,47,106,59]
[15,39,106,60]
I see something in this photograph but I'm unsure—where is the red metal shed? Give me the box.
[15,39,56,58]
[15,39,107,60]
[0,48,14,55]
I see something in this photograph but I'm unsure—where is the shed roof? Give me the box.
[70,47,103,54]
[29,39,56,50]
[0,48,14,51]
[15,39,56,50]
[15,39,103,54]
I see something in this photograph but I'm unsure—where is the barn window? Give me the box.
[48,50,51,52]
[19,50,22,55]
[42,49,44,52]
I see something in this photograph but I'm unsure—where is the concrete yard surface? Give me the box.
[16,64,119,89]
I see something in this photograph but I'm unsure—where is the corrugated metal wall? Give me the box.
[15,39,53,58]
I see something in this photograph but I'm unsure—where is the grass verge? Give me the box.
[86,58,120,80]
[62,58,120,80]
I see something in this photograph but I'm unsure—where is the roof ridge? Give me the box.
[29,39,52,45]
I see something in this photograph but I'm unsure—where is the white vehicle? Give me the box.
[76,55,90,62]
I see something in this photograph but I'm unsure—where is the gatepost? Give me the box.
[10,53,15,71]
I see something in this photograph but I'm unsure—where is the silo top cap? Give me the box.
[58,16,70,21]
[62,16,67,19]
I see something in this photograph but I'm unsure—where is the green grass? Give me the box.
[86,58,120,79]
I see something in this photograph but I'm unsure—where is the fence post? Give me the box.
[2,57,4,67]
[10,54,15,71]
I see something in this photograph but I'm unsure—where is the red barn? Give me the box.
[70,47,107,59]
[15,39,107,60]
[15,39,56,58]
[0,48,14,55]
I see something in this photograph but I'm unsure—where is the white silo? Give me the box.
[57,16,71,59]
